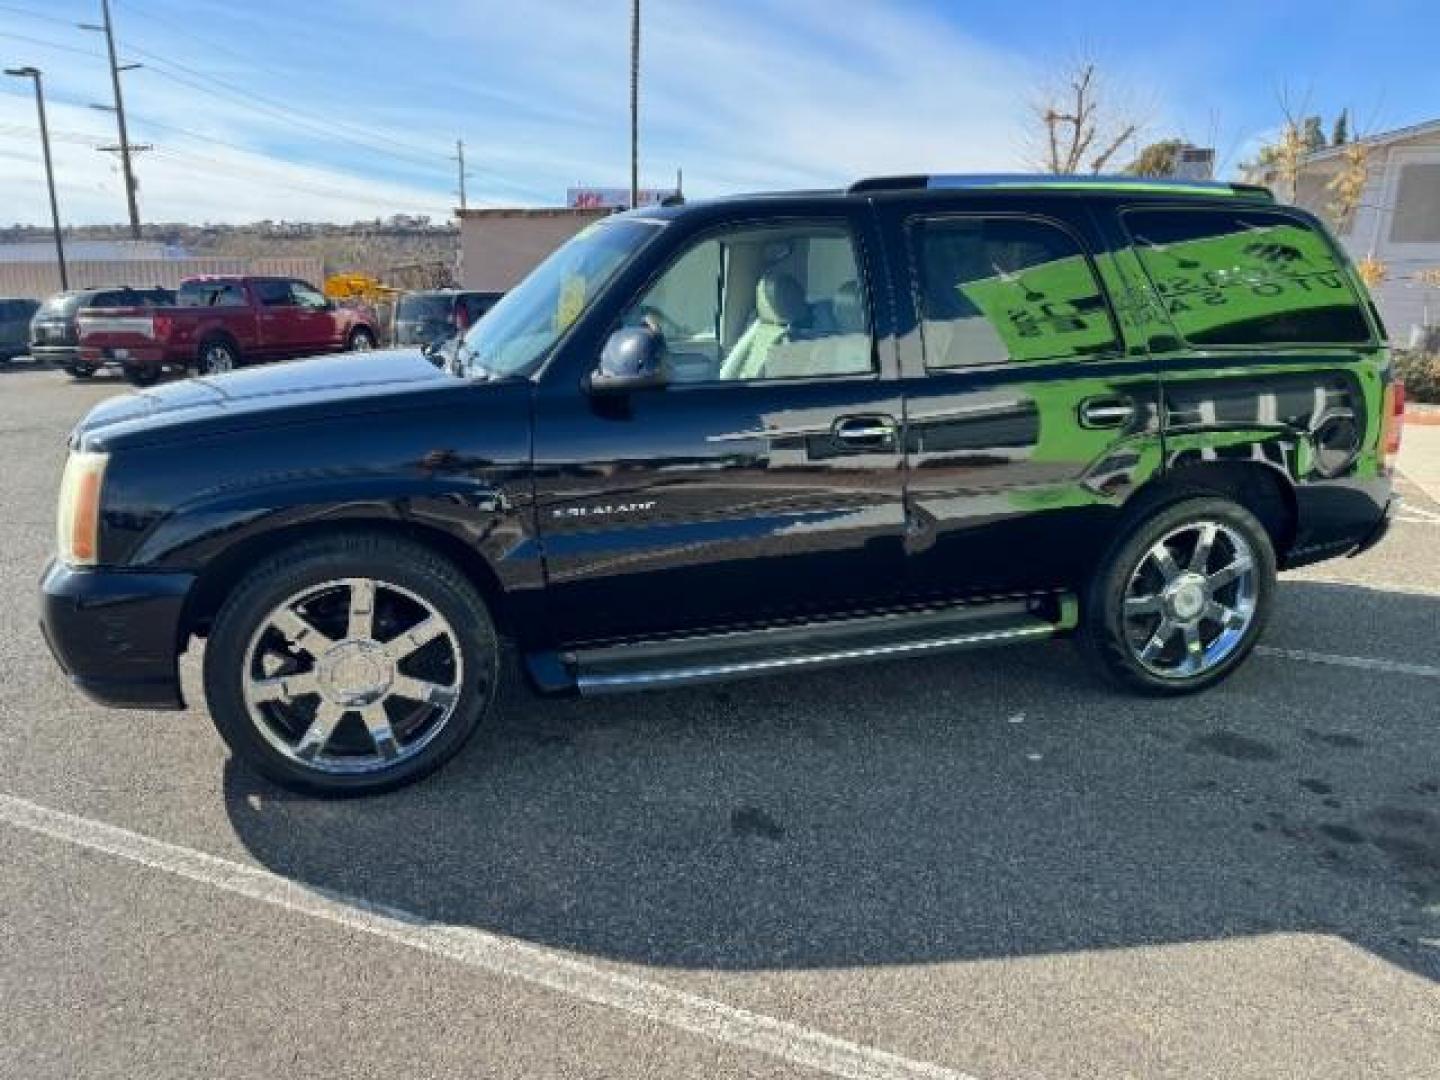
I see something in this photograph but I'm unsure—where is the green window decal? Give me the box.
[913,217,1119,368]
[1125,208,1372,346]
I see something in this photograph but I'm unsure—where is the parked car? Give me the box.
[28,286,175,375]
[392,289,502,348]
[41,174,1401,795]
[76,275,380,385]
[0,297,40,361]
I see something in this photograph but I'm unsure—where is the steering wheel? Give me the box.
[639,305,684,339]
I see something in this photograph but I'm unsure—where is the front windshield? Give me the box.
[457,217,661,378]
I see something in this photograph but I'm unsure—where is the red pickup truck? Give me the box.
[76,275,380,385]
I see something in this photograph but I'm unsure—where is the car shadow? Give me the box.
[222,579,1440,980]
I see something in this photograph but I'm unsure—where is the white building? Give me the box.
[1246,119,1440,345]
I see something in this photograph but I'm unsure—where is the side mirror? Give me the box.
[588,325,668,393]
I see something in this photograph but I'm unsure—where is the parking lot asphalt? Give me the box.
[1,361,1437,1080]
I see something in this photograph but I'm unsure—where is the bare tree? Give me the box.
[1032,61,1142,175]
[1326,131,1370,234]
[1241,87,1317,204]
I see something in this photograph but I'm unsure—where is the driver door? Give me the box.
[286,280,341,353]
[531,210,911,645]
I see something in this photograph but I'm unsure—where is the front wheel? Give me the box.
[203,533,500,795]
[1081,497,1276,695]
[347,328,376,352]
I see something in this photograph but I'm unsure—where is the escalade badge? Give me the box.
[551,500,657,520]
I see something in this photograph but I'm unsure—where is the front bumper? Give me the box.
[39,560,195,710]
[1351,496,1395,557]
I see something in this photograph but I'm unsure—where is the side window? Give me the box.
[1125,208,1372,346]
[622,222,873,383]
[913,216,1118,369]
[288,281,328,309]
[254,280,292,307]
[178,282,247,307]
[1388,163,1440,244]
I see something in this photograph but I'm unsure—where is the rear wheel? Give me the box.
[1081,497,1276,695]
[66,362,96,379]
[203,533,500,795]
[197,338,239,376]
[123,364,159,387]
[347,327,376,352]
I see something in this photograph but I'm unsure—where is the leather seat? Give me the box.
[719,271,808,381]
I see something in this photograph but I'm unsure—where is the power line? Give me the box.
[122,45,450,176]
[0,9,554,208]
[0,2,81,31]
[0,29,107,61]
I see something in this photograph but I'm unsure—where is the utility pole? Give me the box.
[5,66,67,289]
[629,0,640,209]
[80,0,143,238]
[453,139,468,211]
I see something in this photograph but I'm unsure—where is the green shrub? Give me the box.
[1394,348,1440,404]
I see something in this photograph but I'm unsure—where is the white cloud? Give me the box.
[0,0,1091,225]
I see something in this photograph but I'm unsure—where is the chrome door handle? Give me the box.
[832,415,897,445]
[1079,397,1136,429]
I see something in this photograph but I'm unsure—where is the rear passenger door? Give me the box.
[876,198,1164,601]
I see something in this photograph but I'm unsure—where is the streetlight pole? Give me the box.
[4,66,68,290]
[80,0,142,239]
[629,0,640,209]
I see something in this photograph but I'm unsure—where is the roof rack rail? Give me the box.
[848,173,1275,201]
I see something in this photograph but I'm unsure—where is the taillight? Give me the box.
[151,313,170,339]
[454,305,471,331]
[1381,380,1405,468]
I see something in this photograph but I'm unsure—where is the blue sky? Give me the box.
[0,0,1435,225]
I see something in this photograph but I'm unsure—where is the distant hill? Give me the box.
[0,215,459,286]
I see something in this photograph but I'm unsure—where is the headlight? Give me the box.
[56,450,108,566]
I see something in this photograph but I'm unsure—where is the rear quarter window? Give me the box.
[1123,207,1372,347]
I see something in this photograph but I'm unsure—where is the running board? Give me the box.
[527,595,1077,696]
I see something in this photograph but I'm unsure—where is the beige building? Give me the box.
[1245,119,1440,344]
[457,207,611,292]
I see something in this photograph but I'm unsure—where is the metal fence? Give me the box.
[0,257,326,300]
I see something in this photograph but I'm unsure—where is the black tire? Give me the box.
[1079,496,1276,695]
[124,364,159,387]
[197,337,240,376]
[203,533,500,796]
[347,327,376,352]
[66,362,96,379]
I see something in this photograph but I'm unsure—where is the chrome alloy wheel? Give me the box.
[201,342,235,374]
[1121,521,1258,680]
[241,578,463,774]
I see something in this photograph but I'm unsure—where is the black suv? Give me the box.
[29,285,175,375]
[40,175,1401,795]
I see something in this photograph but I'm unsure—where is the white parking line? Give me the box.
[0,794,979,1080]
[1257,646,1440,680]
[1395,511,1440,527]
